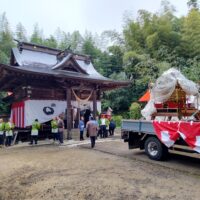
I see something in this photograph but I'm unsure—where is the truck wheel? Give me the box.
[144,137,168,161]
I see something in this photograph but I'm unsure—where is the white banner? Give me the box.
[25,100,66,126]
[24,100,101,127]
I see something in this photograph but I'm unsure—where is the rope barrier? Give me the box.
[72,89,93,105]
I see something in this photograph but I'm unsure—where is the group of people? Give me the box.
[99,116,116,138]
[0,113,116,148]
[30,115,65,145]
[0,118,15,147]
[0,115,65,147]
[79,115,116,148]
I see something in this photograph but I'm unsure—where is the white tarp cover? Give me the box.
[141,68,200,119]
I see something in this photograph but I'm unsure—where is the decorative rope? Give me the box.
[72,89,93,104]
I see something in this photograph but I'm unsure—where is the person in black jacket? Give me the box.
[109,119,116,136]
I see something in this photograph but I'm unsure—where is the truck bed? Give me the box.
[121,120,155,135]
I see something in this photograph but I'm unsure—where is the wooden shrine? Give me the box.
[0,41,129,138]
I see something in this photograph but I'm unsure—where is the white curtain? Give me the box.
[25,100,66,126]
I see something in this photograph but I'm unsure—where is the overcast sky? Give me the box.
[0,0,189,37]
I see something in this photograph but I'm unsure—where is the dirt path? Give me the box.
[0,141,200,200]
[84,140,200,177]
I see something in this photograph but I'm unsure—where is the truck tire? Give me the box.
[144,137,168,161]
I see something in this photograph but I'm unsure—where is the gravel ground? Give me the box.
[0,139,200,200]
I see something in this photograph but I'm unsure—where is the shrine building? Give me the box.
[0,41,129,138]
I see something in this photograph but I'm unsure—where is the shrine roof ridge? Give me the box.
[15,39,92,60]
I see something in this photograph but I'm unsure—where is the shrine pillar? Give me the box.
[93,89,97,119]
[67,87,72,139]
[77,107,80,124]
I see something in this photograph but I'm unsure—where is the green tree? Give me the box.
[123,51,160,103]
[15,22,27,41]
[0,92,9,114]
[82,32,100,59]
[129,102,141,119]
[43,35,58,48]
[182,57,200,81]
[58,33,71,50]
[0,50,9,64]
[123,20,143,52]
[70,31,83,52]
[93,51,111,76]
[187,0,199,10]
[181,9,200,57]
[102,72,132,113]
[107,45,124,74]
[30,23,43,44]
[0,12,14,64]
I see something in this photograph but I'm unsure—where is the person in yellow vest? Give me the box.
[0,118,5,147]
[5,119,15,147]
[51,117,58,142]
[30,119,41,145]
